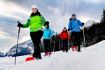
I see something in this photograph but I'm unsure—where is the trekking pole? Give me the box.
[15,21,21,65]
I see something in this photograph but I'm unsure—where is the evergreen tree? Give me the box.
[100,9,105,37]
[101,9,105,23]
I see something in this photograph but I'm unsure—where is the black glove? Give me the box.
[69,18,72,20]
[82,23,84,26]
[17,21,23,27]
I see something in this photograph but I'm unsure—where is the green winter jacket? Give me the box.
[22,15,45,32]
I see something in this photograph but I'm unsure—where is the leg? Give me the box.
[44,39,49,56]
[43,39,48,53]
[73,32,78,46]
[71,32,78,51]
[65,40,68,52]
[30,32,37,58]
[62,40,65,52]
[30,31,43,59]
[48,39,51,53]
[76,32,81,52]
[36,31,43,59]
[71,32,75,46]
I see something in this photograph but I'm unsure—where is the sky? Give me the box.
[0,0,105,53]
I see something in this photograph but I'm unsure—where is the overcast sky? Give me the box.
[0,0,105,53]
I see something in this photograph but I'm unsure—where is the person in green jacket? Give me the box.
[17,5,45,59]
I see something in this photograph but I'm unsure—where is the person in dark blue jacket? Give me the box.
[43,21,53,56]
[68,14,83,52]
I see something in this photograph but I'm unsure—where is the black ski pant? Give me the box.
[71,32,81,51]
[43,39,51,53]
[62,40,68,52]
[30,30,43,59]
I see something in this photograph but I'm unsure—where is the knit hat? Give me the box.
[31,5,38,9]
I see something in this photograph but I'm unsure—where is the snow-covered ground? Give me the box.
[0,40,105,70]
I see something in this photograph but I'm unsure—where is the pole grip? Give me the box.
[18,27,20,33]
[17,21,21,33]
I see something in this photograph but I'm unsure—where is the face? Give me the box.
[72,15,76,19]
[63,28,67,31]
[32,8,37,13]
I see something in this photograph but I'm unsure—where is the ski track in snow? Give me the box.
[0,40,105,70]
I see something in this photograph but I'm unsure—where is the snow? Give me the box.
[1,40,105,70]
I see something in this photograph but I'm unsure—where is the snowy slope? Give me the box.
[1,40,105,70]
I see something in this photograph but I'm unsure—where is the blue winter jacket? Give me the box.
[43,28,53,39]
[68,18,83,32]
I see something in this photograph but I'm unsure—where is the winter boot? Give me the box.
[44,52,49,56]
[48,52,52,56]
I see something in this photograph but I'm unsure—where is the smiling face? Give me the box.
[32,8,38,13]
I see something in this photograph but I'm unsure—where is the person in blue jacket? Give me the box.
[68,14,83,52]
[43,21,53,56]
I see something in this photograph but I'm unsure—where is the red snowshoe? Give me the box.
[26,56,35,62]
[72,46,78,51]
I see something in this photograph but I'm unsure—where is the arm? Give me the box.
[41,16,46,26]
[68,20,72,31]
[78,20,83,27]
[50,29,54,38]
[23,18,31,28]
